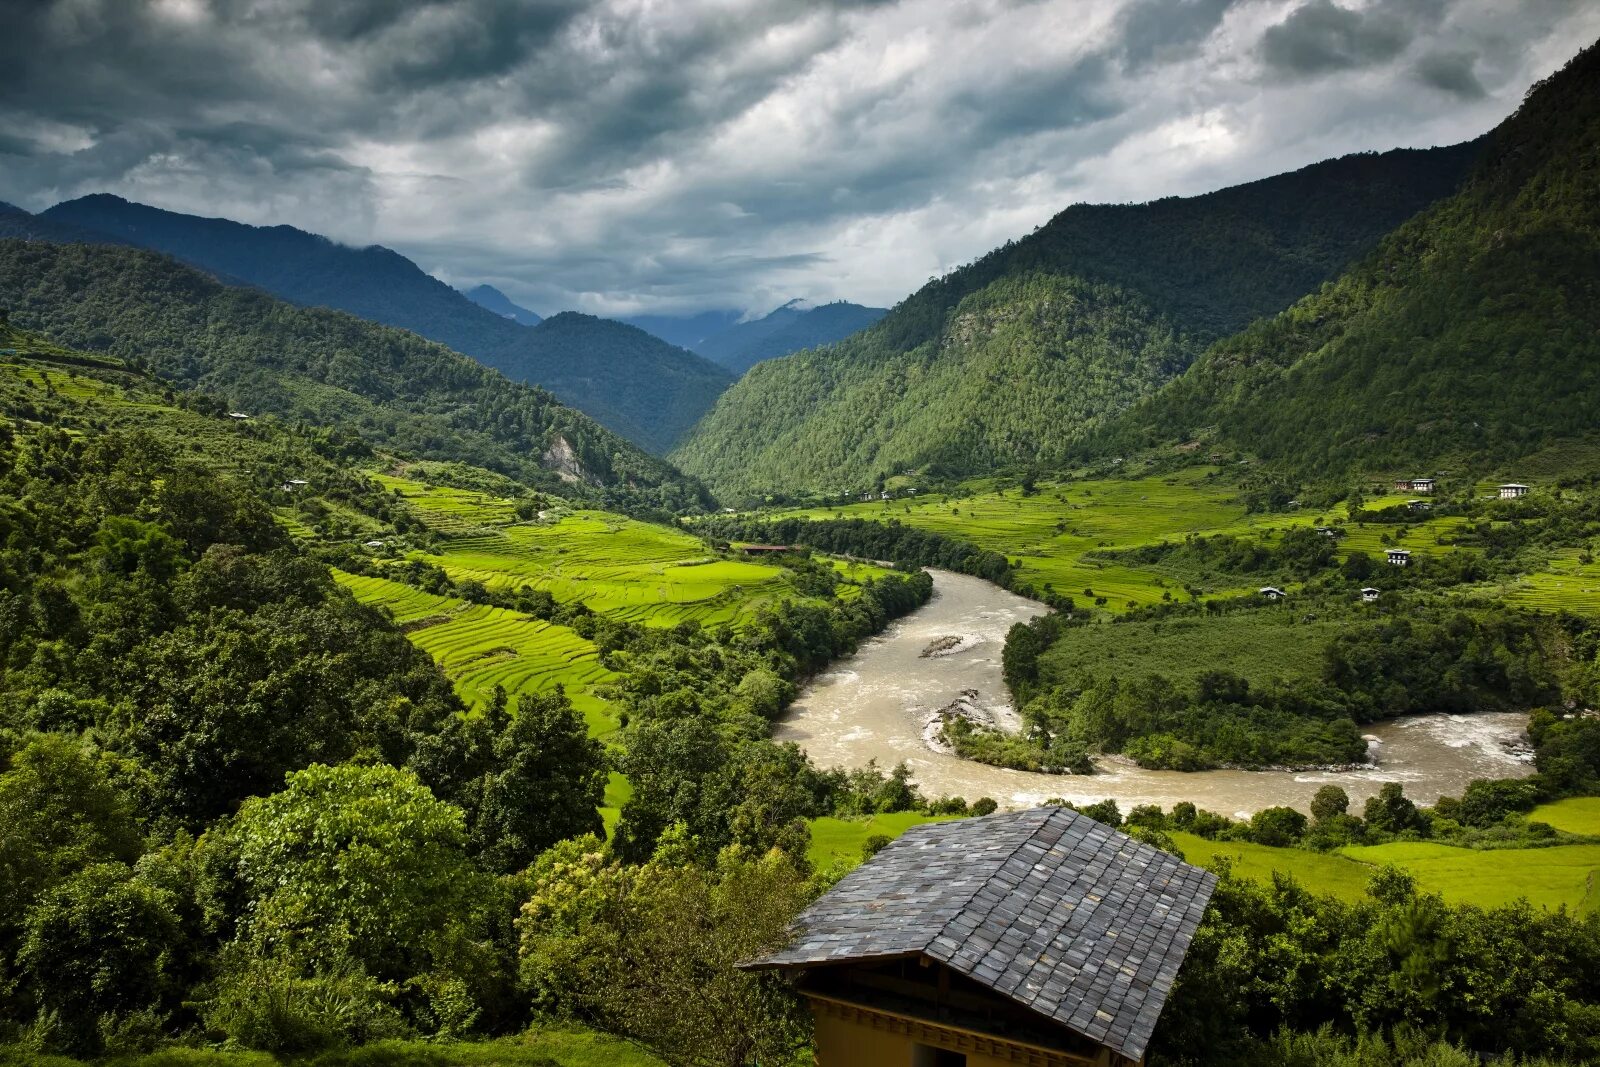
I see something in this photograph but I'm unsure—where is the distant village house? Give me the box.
[1361,587,1381,602]
[743,808,1216,1067]
[1387,548,1411,566]
[1393,477,1436,494]
[1498,483,1530,499]
[1259,586,1287,600]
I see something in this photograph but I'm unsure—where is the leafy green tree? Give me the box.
[0,736,142,967]
[518,838,813,1067]
[1249,806,1309,847]
[462,689,608,875]
[227,763,479,981]
[16,862,182,1054]
[1311,785,1351,824]
[1363,783,1430,838]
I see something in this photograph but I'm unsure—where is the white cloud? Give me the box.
[2,0,1597,317]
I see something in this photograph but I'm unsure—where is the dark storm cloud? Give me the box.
[1415,49,1486,99]
[1117,0,1236,71]
[1258,0,1415,78]
[0,0,1594,315]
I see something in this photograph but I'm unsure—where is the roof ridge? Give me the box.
[925,807,1060,956]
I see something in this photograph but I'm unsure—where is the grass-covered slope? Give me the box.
[40,195,732,452]
[0,239,710,511]
[1099,40,1600,478]
[674,141,1481,496]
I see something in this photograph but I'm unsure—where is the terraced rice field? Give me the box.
[371,472,518,532]
[372,472,838,628]
[1494,551,1600,616]
[336,571,620,734]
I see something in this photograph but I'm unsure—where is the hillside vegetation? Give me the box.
[674,141,1481,496]
[1098,41,1600,478]
[38,195,732,452]
[0,239,708,512]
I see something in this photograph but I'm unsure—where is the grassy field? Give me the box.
[1342,841,1600,915]
[335,571,620,735]
[768,469,1492,614]
[1173,832,1375,902]
[1173,831,1600,915]
[1530,797,1600,836]
[806,812,960,870]
[1038,606,1354,687]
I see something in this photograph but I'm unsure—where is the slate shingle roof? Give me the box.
[745,807,1217,1062]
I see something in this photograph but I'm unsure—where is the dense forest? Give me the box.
[0,240,712,513]
[36,195,732,453]
[1094,40,1600,479]
[674,140,1482,496]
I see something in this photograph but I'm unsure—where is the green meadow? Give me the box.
[378,474,864,629]
[806,812,960,870]
[767,471,1600,622]
[1529,797,1600,836]
[1037,606,1352,688]
[1175,832,1600,915]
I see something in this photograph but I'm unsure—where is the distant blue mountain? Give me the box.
[620,310,742,351]
[694,300,888,375]
[463,283,541,326]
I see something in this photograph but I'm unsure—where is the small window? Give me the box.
[912,1043,966,1067]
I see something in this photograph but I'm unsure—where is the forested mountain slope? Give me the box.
[696,300,887,375]
[0,239,710,511]
[673,140,1482,497]
[1097,39,1600,479]
[40,195,732,452]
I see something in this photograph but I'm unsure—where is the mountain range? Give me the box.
[672,139,1487,497]
[619,300,887,375]
[0,237,709,511]
[34,195,732,454]
[1091,39,1600,481]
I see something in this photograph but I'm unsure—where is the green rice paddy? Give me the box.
[378,473,854,629]
[1529,797,1600,836]
[767,471,1599,617]
[335,570,620,735]
[1174,832,1600,915]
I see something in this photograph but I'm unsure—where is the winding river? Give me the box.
[779,570,1533,817]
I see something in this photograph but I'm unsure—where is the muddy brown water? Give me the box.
[778,570,1533,818]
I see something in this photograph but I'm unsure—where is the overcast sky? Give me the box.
[3,0,1596,318]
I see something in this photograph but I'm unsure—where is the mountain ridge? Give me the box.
[0,237,711,511]
[673,139,1485,497]
[1086,38,1600,481]
[39,194,731,453]
[463,283,542,325]
[695,300,888,376]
